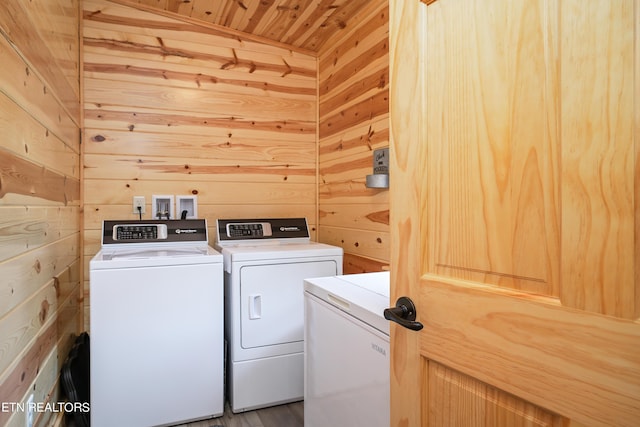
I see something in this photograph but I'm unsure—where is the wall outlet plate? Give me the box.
[132,196,146,214]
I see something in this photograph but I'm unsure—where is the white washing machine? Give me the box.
[214,218,343,413]
[90,219,224,427]
[304,271,390,427]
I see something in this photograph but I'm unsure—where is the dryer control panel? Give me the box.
[216,218,310,244]
[226,222,273,238]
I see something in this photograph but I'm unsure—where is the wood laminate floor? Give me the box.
[174,401,304,427]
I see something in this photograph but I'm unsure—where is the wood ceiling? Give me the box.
[121,0,372,54]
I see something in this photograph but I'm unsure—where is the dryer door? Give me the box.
[239,260,338,349]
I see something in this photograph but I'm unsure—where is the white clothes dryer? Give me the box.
[214,218,343,413]
[90,219,224,427]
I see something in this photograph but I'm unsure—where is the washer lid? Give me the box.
[90,245,222,269]
[304,271,390,335]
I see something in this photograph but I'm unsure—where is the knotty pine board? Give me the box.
[0,1,80,120]
[343,252,389,274]
[319,225,390,264]
[0,93,79,179]
[319,117,389,160]
[320,203,389,232]
[319,180,389,205]
[0,149,80,206]
[0,36,79,145]
[83,180,315,206]
[83,107,316,138]
[320,150,378,183]
[84,77,316,122]
[83,153,316,183]
[0,235,79,320]
[84,128,316,161]
[0,206,79,264]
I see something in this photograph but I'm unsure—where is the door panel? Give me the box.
[426,362,559,427]
[559,0,637,318]
[421,278,639,424]
[425,0,560,297]
[389,0,640,426]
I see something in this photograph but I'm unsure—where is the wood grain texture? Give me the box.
[319,117,389,160]
[421,278,640,426]
[0,35,79,146]
[126,0,370,54]
[83,180,314,206]
[0,235,79,322]
[320,204,389,231]
[317,0,389,272]
[83,153,316,183]
[0,1,81,425]
[0,149,80,206]
[559,0,636,318]
[425,0,560,296]
[343,252,389,274]
[0,207,79,264]
[83,1,317,75]
[84,129,316,160]
[426,361,561,426]
[391,0,640,426]
[319,225,389,262]
[0,263,81,427]
[0,93,79,179]
[388,1,425,425]
[0,0,80,120]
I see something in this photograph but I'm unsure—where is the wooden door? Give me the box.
[389,0,640,426]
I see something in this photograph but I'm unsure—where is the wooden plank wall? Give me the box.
[317,0,390,274]
[82,0,318,327]
[0,1,82,426]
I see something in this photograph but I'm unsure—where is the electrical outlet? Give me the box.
[25,393,34,427]
[132,196,146,215]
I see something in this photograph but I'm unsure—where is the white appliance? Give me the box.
[214,218,343,413]
[89,219,224,427]
[304,271,390,427]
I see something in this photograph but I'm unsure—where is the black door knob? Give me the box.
[384,296,424,331]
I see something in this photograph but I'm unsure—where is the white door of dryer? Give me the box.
[240,260,338,349]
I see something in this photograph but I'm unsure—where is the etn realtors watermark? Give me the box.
[1,401,89,413]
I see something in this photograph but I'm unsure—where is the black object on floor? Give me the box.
[61,332,90,427]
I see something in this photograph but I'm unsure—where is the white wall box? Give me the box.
[177,195,198,219]
[152,195,174,220]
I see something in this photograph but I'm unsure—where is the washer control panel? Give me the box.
[101,219,208,246]
[113,224,168,241]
